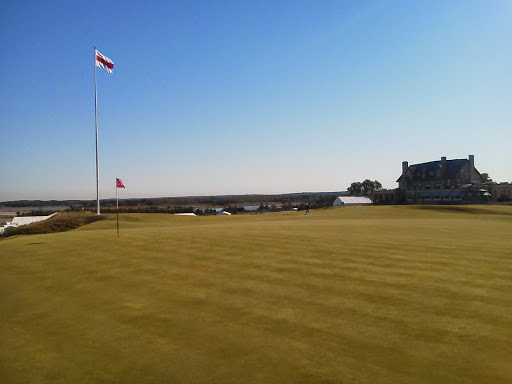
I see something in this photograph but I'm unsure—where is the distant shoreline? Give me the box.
[0,206,70,212]
[0,207,69,218]
[1,212,17,217]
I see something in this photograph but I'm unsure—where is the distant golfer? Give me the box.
[305,204,310,215]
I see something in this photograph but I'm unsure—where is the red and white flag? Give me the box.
[116,178,125,188]
[95,50,114,73]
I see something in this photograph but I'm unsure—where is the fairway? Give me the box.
[1,206,511,383]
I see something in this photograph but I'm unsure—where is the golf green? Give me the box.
[1,205,511,383]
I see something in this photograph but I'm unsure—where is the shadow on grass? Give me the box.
[407,205,512,216]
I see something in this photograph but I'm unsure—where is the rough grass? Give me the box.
[0,206,511,383]
[2,212,106,237]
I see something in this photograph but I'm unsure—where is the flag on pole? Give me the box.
[95,50,114,73]
[115,177,124,238]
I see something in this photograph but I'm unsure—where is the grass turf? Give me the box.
[1,205,511,383]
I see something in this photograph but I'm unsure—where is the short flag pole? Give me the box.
[116,178,125,238]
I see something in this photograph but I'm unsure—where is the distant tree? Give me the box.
[280,198,292,210]
[362,179,374,195]
[347,182,363,195]
[348,180,383,196]
[481,173,493,183]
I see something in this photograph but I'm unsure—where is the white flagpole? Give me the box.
[94,45,100,215]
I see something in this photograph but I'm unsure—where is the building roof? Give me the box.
[334,196,373,205]
[11,213,58,226]
[396,159,480,183]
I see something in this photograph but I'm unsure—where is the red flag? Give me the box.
[116,178,125,188]
[95,49,114,73]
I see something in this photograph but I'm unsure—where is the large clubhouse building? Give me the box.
[374,155,511,204]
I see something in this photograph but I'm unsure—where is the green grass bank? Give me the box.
[1,205,511,383]
[2,212,106,238]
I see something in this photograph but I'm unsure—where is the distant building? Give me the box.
[487,183,512,201]
[374,155,491,204]
[333,196,373,206]
[372,189,403,205]
[398,155,481,189]
[11,213,58,226]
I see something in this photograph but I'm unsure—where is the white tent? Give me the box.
[10,213,58,226]
[333,196,372,206]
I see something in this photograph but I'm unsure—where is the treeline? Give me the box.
[3,192,343,211]
[94,193,341,215]
[0,200,82,208]
[347,180,382,196]
[100,206,198,214]
[106,192,341,208]
[17,210,56,217]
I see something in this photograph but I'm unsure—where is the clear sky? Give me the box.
[1,0,511,201]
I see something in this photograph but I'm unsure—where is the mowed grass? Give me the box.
[1,206,511,383]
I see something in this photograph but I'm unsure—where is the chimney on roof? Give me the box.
[402,161,408,175]
[469,155,474,170]
[441,156,447,177]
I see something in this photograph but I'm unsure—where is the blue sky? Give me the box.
[1,0,511,200]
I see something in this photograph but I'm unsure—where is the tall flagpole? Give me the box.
[94,45,100,215]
